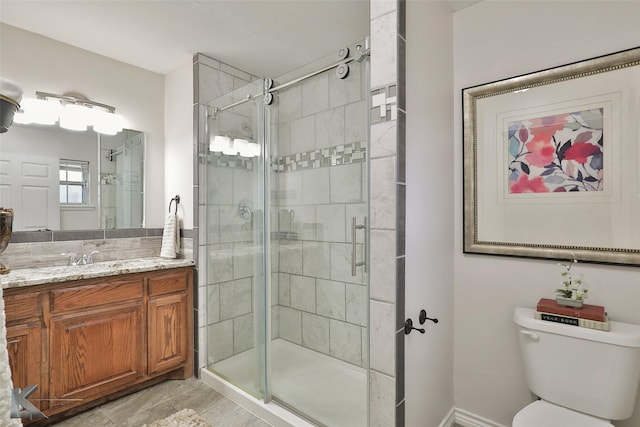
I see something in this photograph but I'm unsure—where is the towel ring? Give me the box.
[169,195,180,214]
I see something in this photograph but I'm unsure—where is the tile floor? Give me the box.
[53,377,271,427]
[51,371,462,427]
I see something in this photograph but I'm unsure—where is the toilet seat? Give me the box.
[513,400,613,427]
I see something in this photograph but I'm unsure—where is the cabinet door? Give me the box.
[49,301,144,411]
[148,291,188,375]
[4,290,45,412]
[6,321,44,408]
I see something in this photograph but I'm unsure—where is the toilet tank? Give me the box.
[514,307,640,420]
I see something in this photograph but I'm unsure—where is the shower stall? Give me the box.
[99,130,144,229]
[202,41,370,426]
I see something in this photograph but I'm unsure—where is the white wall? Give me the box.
[164,59,194,229]
[453,2,640,426]
[405,1,455,426]
[0,23,166,228]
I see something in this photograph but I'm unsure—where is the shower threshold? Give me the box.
[202,338,367,427]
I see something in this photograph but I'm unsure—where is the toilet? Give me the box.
[513,307,640,426]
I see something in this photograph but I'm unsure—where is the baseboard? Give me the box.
[438,406,456,427]
[454,407,508,427]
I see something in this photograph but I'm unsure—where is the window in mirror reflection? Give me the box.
[59,159,89,205]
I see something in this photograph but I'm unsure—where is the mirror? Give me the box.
[0,123,144,231]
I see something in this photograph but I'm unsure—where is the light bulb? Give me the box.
[247,142,261,157]
[209,135,231,153]
[93,109,124,135]
[234,138,261,158]
[235,138,250,157]
[59,104,91,131]
[221,138,238,156]
[18,98,61,125]
[12,109,31,125]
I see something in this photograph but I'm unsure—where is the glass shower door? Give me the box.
[267,41,369,427]
[205,79,269,400]
[204,40,370,426]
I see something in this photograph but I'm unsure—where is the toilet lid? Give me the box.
[513,400,612,427]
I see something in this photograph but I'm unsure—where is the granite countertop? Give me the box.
[1,257,195,290]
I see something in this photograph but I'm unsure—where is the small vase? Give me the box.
[556,297,583,308]
[0,207,13,275]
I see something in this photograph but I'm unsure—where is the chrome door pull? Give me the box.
[351,217,367,276]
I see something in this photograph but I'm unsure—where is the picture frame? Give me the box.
[463,47,640,265]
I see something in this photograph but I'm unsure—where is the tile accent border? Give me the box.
[204,141,367,173]
[206,153,255,170]
[275,142,367,172]
[371,85,398,123]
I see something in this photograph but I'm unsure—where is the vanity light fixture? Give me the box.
[209,134,260,158]
[221,139,238,156]
[13,91,125,135]
[234,138,249,156]
[92,108,126,135]
[209,135,231,153]
[235,138,261,157]
[59,103,91,131]
[13,97,61,125]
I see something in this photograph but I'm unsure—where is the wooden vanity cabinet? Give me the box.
[3,266,193,423]
[147,270,190,375]
[48,277,146,412]
[4,291,46,410]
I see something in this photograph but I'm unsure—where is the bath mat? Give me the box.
[145,408,212,427]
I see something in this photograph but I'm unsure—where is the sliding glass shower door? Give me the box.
[205,40,369,426]
[267,42,369,427]
[205,78,269,400]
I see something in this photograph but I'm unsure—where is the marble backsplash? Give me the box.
[0,229,193,271]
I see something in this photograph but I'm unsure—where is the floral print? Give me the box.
[508,108,604,193]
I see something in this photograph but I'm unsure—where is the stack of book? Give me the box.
[535,298,610,331]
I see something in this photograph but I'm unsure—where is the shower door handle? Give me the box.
[351,217,367,276]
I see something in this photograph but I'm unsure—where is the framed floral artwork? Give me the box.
[463,47,640,265]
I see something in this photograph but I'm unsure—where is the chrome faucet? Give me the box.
[82,251,100,265]
[66,253,80,266]
[65,251,99,266]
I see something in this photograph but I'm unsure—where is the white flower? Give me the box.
[556,258,588,301]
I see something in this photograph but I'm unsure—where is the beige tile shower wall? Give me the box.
[273,54,369,368]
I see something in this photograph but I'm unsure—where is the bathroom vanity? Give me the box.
[1,258,194,425]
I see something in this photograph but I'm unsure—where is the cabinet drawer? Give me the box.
[147,270,188,296]
[4,292,40,321]
[51,278,143,312]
